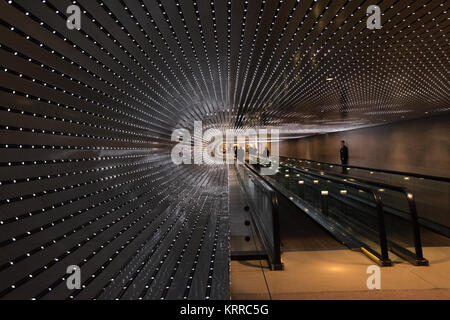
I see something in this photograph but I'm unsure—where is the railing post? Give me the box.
[372,192,391,266]
[405,190,429,265]
[271,192,283,270]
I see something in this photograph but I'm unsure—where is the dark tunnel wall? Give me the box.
[0,0,229,300]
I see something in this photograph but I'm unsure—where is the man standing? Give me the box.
[340,140,349,174]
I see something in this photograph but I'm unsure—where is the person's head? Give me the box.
[341,140,346,147]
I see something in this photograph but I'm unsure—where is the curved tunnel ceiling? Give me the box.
[0,0,448,141]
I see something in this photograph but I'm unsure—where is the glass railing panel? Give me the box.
[253,162,391,265]
[381,189,419,259]
[280,158,429,265]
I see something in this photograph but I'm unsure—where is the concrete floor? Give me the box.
[231,246,450,300]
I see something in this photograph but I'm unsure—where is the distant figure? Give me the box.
[340,140,349,174]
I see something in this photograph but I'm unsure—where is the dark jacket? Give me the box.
[340,146,349,163]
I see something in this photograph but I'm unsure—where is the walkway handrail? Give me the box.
[283,162,429,266]
[250,157,392,266]
[280,156,450,183]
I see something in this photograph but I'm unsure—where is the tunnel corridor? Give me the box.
[0,0,449,301]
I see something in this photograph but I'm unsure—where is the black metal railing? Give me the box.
[280,156,450,236]
[281,161,429,266]
[281,157,450,182]
[249,155,393,266]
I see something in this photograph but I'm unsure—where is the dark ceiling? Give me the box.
[0,0,449,140]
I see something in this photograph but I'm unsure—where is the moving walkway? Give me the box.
[234,156,442,268]
[231,161,349,272]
